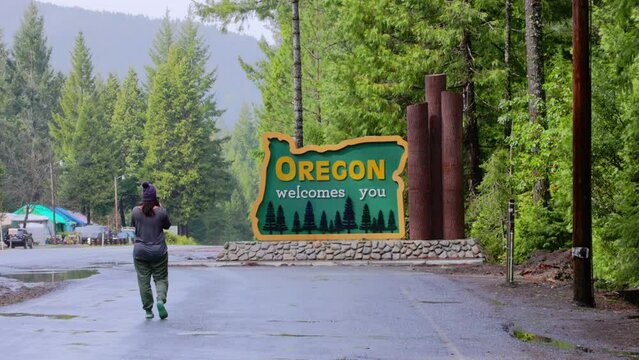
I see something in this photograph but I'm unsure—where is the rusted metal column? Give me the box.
[572,0,594,307]
[441,91,464,239]
[407,102,432,240]
[426,74,446,239]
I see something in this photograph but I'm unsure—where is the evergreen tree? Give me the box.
[0,31,9,116]
[292,211,302,234]
[50,32,111,220]
[224,104,259,207]
[387,210,397,233]
[143,19,227,235]
[359,203,371,233]
[222,190,255,241]
[262,201,277,234]
[302,200,317,234]
[110,68,146,221]
[334,210,343,234]
[328,219,335,233]
[370,216,378,233]
[8,1,57,138]
[318,210,328,234]
[146,11,175,88]
[0,3,59,211]
[276,204,288,234]
[51,32,95,161]
[377,210,386,232]
[342,196,356,233]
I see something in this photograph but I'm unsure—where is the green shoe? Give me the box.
[157,301,168,319]
[145,310,154,319]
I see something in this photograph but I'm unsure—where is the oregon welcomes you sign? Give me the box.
[251,133,408,240]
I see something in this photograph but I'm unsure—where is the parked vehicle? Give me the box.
[115,227,136,244]
[4,228,34,249]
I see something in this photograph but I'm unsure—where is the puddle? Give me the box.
[419,300,462,304]
[1,269,98,283]
[0,312,77,320]
[268,333,325,338]
[90,261,130,268]
[268,320,321,324]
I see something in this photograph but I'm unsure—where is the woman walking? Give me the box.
[131,182,171,319]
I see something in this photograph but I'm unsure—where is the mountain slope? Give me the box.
[0,0,264,128]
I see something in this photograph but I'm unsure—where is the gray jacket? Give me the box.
[131,206,171,261]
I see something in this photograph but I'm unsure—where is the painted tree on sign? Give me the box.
[342,196,357,233]
[276,205,288,234]
[370,216,378,233]
[334,211,343,234]
[302,201,317,234]
[319,211,328,234]
[360,204,371,233]
[377,210,386,232]
[262,201,277,234]
[292,211,302,234]
[387,210,397,233]
[328,219,335,233]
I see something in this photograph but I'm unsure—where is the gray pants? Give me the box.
[134,254,168,310]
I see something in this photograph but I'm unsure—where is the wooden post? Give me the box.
[441,92,464,239]
[407,103,432,240]
[572,0,594,307]
[425,75,447,239]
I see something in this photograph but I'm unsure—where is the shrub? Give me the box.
[164,231,197,245]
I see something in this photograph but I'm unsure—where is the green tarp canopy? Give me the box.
[14,204,77,233]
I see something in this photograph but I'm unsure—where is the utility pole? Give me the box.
[572,0,594,307]
[114,176,119,233]
[50,161,57,244]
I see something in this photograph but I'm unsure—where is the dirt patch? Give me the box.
[0,283,60,307]
[415,250,639,358]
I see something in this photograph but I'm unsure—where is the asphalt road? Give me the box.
[0,246,554,359]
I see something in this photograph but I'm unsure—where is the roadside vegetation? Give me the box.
[0,1,637,287]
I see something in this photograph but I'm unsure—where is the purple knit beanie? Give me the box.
[142,182,158,203]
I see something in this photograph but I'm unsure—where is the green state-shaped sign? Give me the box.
[251,132,407,240]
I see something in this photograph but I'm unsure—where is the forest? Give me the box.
[197,0,639,288]
[0,1,637,287]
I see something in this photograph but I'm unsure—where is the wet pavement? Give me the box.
[0,246,589,359]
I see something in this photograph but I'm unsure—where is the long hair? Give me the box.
[141,199,160,217]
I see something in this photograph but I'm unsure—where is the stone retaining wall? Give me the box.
[217,239,483,262]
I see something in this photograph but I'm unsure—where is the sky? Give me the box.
[38,0,274,43]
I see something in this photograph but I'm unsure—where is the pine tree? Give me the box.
[334,210,343,234]
[51,32,95,161]
[262,201,277,234]
[9,1,57,138]
[110,68,146,220]
[370,216,378,233]
[143,19,227,235]
[292,211,302,234]
[328,219,335,233]
[0,3,58,211]
[342,196,357,233]
[50,32,110,220]
[276,205,288,234]
[359,204,371,233]
[377,210,386,232]
[387,210,397,232]
[302,201,317,234]
[318,210,328,234]
[146,11,174,88]
[225,104,259,207]
[0,31,9,116]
